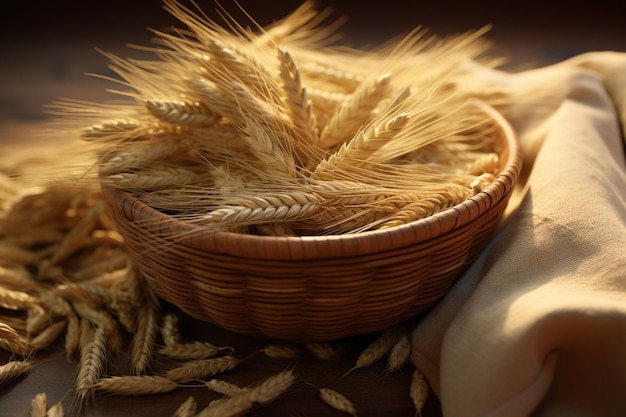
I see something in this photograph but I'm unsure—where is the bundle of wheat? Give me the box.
[45,0,521,341]
[49,0,506,237]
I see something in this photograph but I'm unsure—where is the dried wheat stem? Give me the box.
[91,375,179,395]
[164,356,240,382]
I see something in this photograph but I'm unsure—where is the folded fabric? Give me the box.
[411,52,626,417]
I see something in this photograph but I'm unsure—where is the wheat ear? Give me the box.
[130,294,160,375]
[0,360,32,386]
[277,47,318,146]
[164,356,240,382]
[30,392,47,417]
[158,341,230,360]
[318,387,358,416]
[197,369,295,417]
[46,402,64,417]
[355,326,400,369]
[386,331,412,372]
[315,113,409,177]
[319,73,392,149]
[91,375,179,395]
[75,325,108,405]
[410,368,429,416]
[171,396,197,417]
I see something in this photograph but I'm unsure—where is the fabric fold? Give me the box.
[411,52,626,417]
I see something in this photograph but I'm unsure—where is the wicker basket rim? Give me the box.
[104,100,522,260]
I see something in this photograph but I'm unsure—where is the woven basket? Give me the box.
[101,101,522,342]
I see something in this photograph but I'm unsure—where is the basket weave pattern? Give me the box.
[102,103,522,341]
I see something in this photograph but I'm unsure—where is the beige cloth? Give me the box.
[411,52,626,417]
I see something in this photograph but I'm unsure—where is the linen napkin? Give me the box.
[411,52,626,417]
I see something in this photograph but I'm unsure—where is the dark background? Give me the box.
[1,0,625,132]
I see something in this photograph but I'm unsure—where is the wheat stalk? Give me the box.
[318,387,358,416]
[196,369,295,417]
[410,368,429,416]
[164,355,240,382]
[91,375,179,395]
[158,341,229,360]
[319,73,392,149]
[0,360,32,386]
[130,293,159,375]
[75,324,108,405]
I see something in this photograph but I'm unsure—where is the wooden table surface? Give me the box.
[0,302,441,417]
[2,2,625,416]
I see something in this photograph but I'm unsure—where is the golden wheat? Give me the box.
[318,387,358,416]
[410,368,429,416]
[91,375,179,395]
[171,396,197,417]
[0,360,32,385]
[164,355,240,382]
[30,392,47,417]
